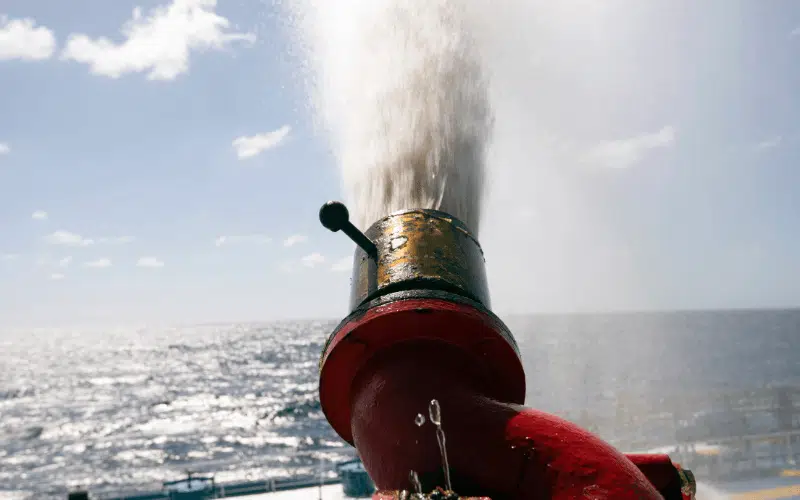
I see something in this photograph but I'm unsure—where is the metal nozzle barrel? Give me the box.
[318,201,491,312]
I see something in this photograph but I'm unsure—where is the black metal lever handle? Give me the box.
[319,201,378,259]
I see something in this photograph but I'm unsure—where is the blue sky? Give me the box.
[0,0,798,326]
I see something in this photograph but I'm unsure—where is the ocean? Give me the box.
[1,309,799,499]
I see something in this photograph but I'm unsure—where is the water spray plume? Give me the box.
[284,0,493,233]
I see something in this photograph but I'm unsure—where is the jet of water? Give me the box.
[409,469,423,496]
[282,0,493,233]
[428,399,452,492]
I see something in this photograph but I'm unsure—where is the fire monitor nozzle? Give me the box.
[316,201,686,500]
[316,202,524,446]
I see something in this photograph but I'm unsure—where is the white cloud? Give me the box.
[232,126,291,159]
[278,253,327,273]
[0,143,9,155]
[86,258,112,268]
[58,256,73,268]
[584,126,676,168]
[45,230,94,247]
[137,257,164,268]
[214,234,271,247]
[283,234,308,247]
[791,27,800,38]
[49,273,65,281]
[755,136,781,151]
[330,256,351,272]
[1,253,18,261]
[44,231,135,247]
[0,15,56,61]
[60,0,256,80]
[32,210,48,220]
[301,252,325,268]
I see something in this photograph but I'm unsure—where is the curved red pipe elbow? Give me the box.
[320,299,689,499]
[351,343,665,500]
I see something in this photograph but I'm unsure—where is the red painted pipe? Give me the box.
[319,298,692,499]
[626,454,687,500]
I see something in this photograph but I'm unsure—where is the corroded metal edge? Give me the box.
[379,208,482,248]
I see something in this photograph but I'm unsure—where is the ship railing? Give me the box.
[662,429,800,481]
[93,455,346,499]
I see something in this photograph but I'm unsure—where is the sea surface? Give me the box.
[1,309,799,499]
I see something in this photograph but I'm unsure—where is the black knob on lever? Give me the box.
[319,201,378,259]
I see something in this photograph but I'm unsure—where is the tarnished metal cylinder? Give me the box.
[348,209,490,312]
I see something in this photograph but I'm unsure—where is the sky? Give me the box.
[0,0,798,327]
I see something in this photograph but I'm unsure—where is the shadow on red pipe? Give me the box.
[318,201,696,500]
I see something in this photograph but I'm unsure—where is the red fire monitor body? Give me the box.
[318,202,696,500]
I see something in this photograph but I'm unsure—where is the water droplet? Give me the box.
[429,399,442,426]
[414,413,426,427]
